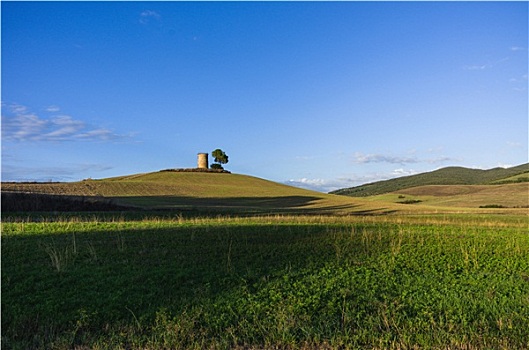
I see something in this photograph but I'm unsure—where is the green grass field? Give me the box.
[491,172,529,184]
[2,213,528,349]
[2,171,529,348]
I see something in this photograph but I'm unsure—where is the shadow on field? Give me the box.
[115,195,377,215]
[2,222,351,348]
[4,214,528,349]
[1,191,395,217]
[1,191,130,212]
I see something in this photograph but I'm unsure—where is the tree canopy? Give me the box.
[211,149,229,170]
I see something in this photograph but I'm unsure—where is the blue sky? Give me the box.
[2,1,527,192]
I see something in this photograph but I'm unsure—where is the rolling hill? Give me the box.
[1,171,399,215]
[3,166,527,214]
[331,163,528,197]
[366,183,528,209]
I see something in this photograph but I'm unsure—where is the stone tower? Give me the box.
[197,153,209,169]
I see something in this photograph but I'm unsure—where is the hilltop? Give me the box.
[331,163,528,197]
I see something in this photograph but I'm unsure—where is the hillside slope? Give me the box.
[331,163,528,197]
[368,183,528,209]
[2,171,398,214]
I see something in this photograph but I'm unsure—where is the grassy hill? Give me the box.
[4,167,527,214]
[1,171,399,215]
[490,171,529,184]
[331,163,528,197]
[367,183,528,209]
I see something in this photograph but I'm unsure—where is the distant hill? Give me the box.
[331,163,529,197]
[365,183,528,209]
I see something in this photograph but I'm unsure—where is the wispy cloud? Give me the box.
[428,156,457,164]
[139,10,161,25]
[352,152,419,165]
[2,113,47,141]
[509,73,528,91]
[1,163,113,182]
[464,64,490,71]
[391,168,419,177]
[9,103,29,114]
[285,177,358,193]
[464,59,508,71]
[462,41,526,75]
[2,103,130,142]
[45,105,60,112]
[506,141,523,148]
[352,152,457,165]
[285,168,422,193]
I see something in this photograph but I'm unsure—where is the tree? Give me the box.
[211,149,229,170]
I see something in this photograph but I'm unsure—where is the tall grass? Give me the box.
[2,214,528,349]
[39,234,77,272]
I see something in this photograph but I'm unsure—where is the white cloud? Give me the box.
[46,105,61,112]
[141,10,160,18]
[139,10,161,24]
[510,46,526,51]
[42,115,85,139]
[391,168,419,177]
[2,103,129,142]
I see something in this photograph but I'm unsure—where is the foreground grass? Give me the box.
[2,214,528,349]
